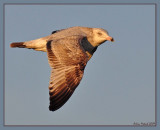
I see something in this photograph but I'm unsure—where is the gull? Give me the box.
[10,26,114,111]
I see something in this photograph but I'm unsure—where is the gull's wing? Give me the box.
[46,35,88,111]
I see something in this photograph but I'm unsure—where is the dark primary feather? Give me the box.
[46,35,88,111]
[51,29,65,34]
[51,30,60,34]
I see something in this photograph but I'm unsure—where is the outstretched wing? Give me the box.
[46,35,88,111]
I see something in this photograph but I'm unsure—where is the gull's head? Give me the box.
[92,28,114,46]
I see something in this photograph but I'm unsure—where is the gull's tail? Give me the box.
[10,42,26,48]
[10,35,51,52]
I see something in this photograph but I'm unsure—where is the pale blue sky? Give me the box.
[5,5,155,125]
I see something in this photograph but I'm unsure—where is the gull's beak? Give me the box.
[106,36,114,42]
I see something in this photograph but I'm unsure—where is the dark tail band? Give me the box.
[10,42,26,48]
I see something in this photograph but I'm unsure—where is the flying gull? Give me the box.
[10,26,114,111]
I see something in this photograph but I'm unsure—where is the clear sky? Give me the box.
[5,4,155,125]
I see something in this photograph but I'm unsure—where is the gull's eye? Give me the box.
[97,32,102,36]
